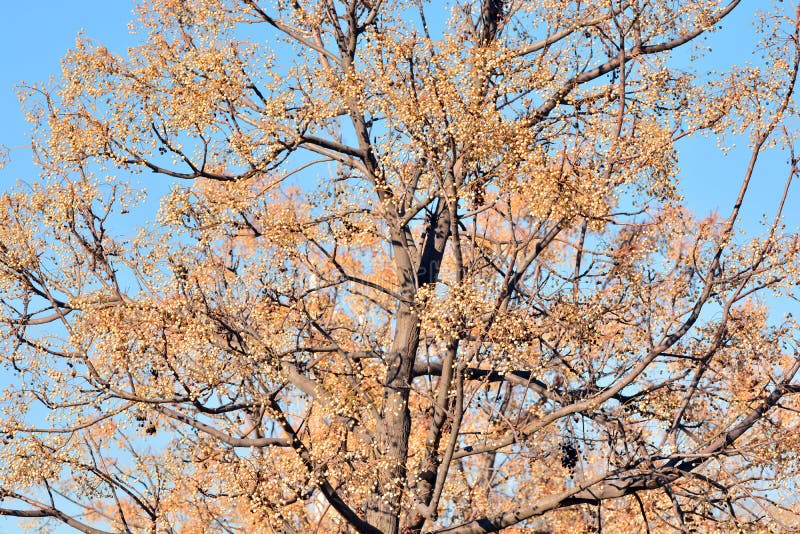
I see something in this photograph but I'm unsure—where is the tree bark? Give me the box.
[366,199,451,534]
[366,307,420,534]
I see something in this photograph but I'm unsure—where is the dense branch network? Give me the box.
[0,0,800,533]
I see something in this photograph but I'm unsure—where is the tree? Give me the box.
[1,0,800,532]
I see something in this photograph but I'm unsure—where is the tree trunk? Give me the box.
[367,199,451,533]
[366,306,419,534]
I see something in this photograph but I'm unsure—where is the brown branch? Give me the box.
[0,491,113,534]
[530,0,741,124]
[152,405,291,448]
[433,357,800,533]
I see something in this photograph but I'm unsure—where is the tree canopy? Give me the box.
[2,0,800,532]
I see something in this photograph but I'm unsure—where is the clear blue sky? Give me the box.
[0,2,134,179]
[0,4,135,532]
[0,5,188,532]
[1,2,793,224]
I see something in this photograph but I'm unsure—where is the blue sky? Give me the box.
[0,2,134,178]
[0,5,135,531]
[0,1,794,224]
